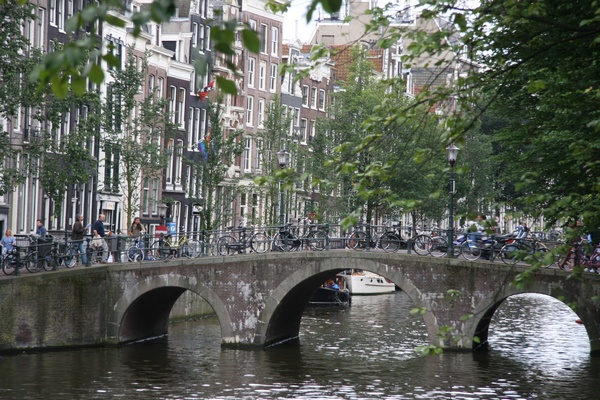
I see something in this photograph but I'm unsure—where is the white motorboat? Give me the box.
[338,270,396,295]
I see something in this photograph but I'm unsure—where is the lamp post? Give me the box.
[446,144,459,258]
[158,203,168,226]
[276,149,290,226]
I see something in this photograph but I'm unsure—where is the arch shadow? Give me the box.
[108,274,233,344]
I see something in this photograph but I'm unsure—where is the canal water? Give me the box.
[0,291,596,399]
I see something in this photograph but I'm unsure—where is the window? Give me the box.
[302,85,309,106]
[318,89,325,110]
[246,96,254,126]
[248,58,255,88]
[157,77,164,98]
[271,26,278,56]
[169,86,176,123]
[260,24,267,53]
[143,177,150,214]
[200,109,207,140]
[244,138,251,171]
[270,64,277,93]
[257,98,265,127]
[259,62,266,90]
[310,120,316,140]
[148,74,155,98]
[49,0,56,25]
[57,0,65,30]
[192,22,198,47]
[205,26,211,51]
[166,139,174,184]
[177,88,185,127]
[198,24,205,50]
[152,178,159,214]
[36,8,45,48]
[255,139,263,170]
[311,87,317,108]
[175,139,183,185]
[300,118,307,143]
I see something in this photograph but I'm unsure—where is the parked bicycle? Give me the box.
[499,236,552,265]
[44,239,79,270]
[125,237,145,262]
[459,233,514,261]
[346,224,401,253]
[150,230,200,260]
[2,237,40,275]
[272,223,303,252]
[216,226,269,256]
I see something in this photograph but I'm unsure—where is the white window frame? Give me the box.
[259,62,266,91]
[244,138,251,171]
[271,26,278,56]
[260,24,267,54]
[248,58,255,88]
[270,64,277,93]
[257,98,265,128]
[311,87,317,109]
[246,96,254,127]
[178,87,185,128]
[302,85,309,107]
[318,89,325,110]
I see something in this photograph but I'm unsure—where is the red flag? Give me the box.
[197,80,215,101]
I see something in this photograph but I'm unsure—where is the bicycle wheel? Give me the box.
[25,251,42,273]
[187,240,201,258]
[412,234,432,256]
[460,241,482,261]
[499,244,520,264]
[430,236,448,258]
[2,255,16,275]
[347,231,367,251]
[217,235,237,256]
[150,241,171,260]
[43,251,58,271]
[127,245,144,262]
[272,232,298,252]
[379,232,400,253]
[307,230,327,251]
[63,247,77,268]
[251,232,270,253]
[178,243,194,258]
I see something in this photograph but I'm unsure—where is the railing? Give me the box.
[1,225,567,275]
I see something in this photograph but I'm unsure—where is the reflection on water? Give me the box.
[0,291,597,399]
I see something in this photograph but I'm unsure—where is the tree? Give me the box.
[0,1,40,196]
[187,97,244,232]
[252,94,293,226]
[101,50,174,229]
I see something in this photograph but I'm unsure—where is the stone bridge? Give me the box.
[1,251,599,355]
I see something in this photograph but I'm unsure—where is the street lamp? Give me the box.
[446,143,459,257]
[276,149,290,225]
[158,203,168,225]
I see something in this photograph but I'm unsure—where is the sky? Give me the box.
[282,0,318,42]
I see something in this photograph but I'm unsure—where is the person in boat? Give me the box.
[326,280,340,290]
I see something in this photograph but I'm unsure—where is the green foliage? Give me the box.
[187,97,244,232]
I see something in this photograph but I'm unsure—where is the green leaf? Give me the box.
[215,76,237,95]
[71,75,86,96]
[88,64,104,84]
[241,28,260,54]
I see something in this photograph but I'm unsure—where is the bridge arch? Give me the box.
[108,273,234,344]
[467,281,597,352]
[256,257,435,347]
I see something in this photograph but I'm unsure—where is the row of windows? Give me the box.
[247,58,278,93]
[248,20,279,57]
[302,85,326,110]
[191,22,211,53]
